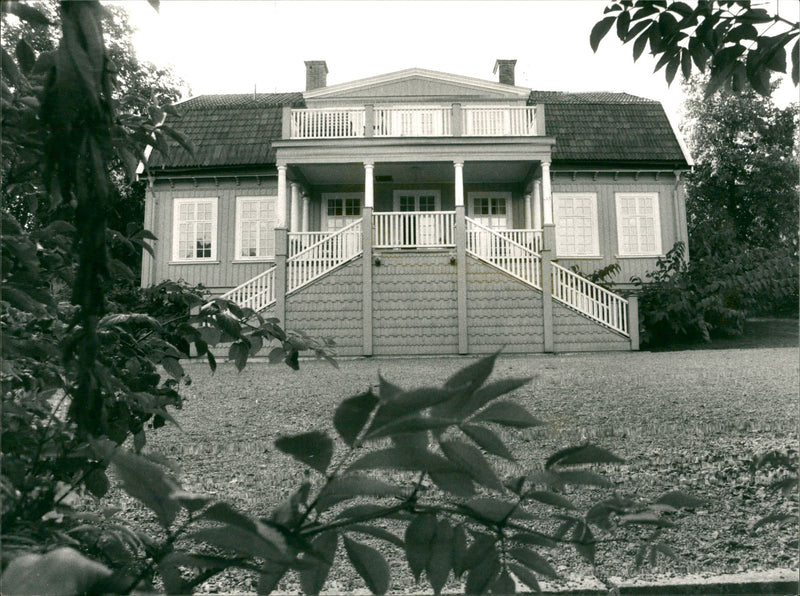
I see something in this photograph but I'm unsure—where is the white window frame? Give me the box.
[392,190,442,212]
[552,192,600,258]
[171,197,218,262]
[467,191,512,229]
[322,192,363,231]
[615,192,663,257]
[234,195,277,261]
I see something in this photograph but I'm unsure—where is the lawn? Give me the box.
[133,346,798,593]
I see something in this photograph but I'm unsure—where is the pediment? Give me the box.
[304,68,530,106]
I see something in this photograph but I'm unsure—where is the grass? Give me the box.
[132,342,799,593]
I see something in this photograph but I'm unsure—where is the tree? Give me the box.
[591,0,800,96]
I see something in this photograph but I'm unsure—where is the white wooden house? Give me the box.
[142,60,692,354]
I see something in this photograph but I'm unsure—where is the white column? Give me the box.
[290,182,301,232]
[523,193,532,229]
[541,161,553,225]
[276,164,288,228]
[301,193,310,232]
[533,181,542,229]
[364,162,374,208]
[454,161,464,207]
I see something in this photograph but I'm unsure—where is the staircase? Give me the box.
[465,217,629,337]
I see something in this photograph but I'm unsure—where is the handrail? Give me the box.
[373,211,456,248]
[465,217,541,289]
[551,262,629,336]
[287,218,363,292]
[220,265,277,312]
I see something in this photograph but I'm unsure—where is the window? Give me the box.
[553,193,599,257]
[172,198,218,261]
[235,196,276,260]
[468,192,510,228]
[615,192,662,256]
[323,193,362,231]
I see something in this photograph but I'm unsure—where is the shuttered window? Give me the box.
[235,196,276,259]
[615,192,662,256]
[172,198,218,261]
[553,193,599,257]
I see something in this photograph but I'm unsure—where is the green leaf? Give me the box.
[439,439,503,491]
[464,549,500,595]
[509,562,540,593]
[460,423,515,461]
[345,524,404,548]
[571,522,595,564]
[619,512,674,527]
[509,547,557,579]
[275,431,334,474]
[316,475,405,511]
[299,532,338,595]
[427,519,453,594]
[458,377,532,418]
[343,536,390,594]
[590,16,617,52]
[109,449,180,528]
[404,514,436,582]
[491,568,516,594]
[445,351,498,391]
[451,524,468,578]
[366,415,457,440]
[545,445,625,469]
[471,401,545,428]
[525,490,576,510]
[654,490,706,509]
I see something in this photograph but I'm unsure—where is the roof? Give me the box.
[147,93,305,169]
[148,89,688,170]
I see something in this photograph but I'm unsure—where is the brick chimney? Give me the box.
[493,59,517,85]
[305,60,328,91]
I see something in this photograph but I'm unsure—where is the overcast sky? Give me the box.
[122,0,798,118]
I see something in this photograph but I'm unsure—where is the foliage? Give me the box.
[682,74,799,254]
[569,262,621,291]
[633,240,797,346]
[591,0,800,96]
[3,353,706,595]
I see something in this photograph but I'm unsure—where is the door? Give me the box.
[393,190,441,246]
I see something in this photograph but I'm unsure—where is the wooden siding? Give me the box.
[285,258,364,356]
[552,301,630,352]
[466,257,544,353]
[551,172,683,286]
[372,251,459,355]
[146,178,278,293]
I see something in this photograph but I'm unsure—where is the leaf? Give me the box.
[109,449,181,528]
[343,536,389,594]
[161,356,184,380]
[654,490,706,509]
[458,377,532,418]
[508,547,557,579]
[525,490,576,510]
[460,423,515,461]
[590,16,617,52]
[366,415,457,440]
[619,512,674,527]
[545,445,625,469]
[427,519,453,594]
[274,431,334,474]
[299,532,338,595]
[471,401,545,428]
[316,475,405,511]
[404,514,436,582]
[509,562,540,593]
[439,439,503,491]
[571,522,595,564]
[345,524,404,548]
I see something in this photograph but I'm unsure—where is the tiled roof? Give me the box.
[148,89,687,170]
[147,93,305,169]
[530,91,687,165]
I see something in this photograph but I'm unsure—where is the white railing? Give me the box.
[287,219,363,292]
[551,262,629,336]
[288,231,334,256]
[465,218,541,289]
[291,108,365,139]
[463,106,537,136]
[373,211,456,248]
[220,266,277,312]
[497,229,543,253]
[374,107,452,137]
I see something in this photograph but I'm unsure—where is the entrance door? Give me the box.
[393,190,441,246]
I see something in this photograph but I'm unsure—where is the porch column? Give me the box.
[362,162,374,356]
[290,183,301,232]
[523,193,532,229]
[454,160,468,354]
[301,193,310,232]
[276,165,288,228]
[275,164,288,326]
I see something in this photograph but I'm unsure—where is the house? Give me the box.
[142,60,692,355]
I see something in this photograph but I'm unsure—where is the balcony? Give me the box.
[286,104,543,140]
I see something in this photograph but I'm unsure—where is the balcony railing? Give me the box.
[286,105,540,139]
[373,211,456,248]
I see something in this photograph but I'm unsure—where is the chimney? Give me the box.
[493,59,517,86]
[305,60,328,91]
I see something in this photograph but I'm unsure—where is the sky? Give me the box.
[122,0,799,120]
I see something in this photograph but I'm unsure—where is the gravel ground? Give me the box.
[117,346,798,593]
